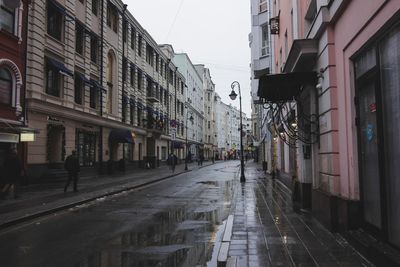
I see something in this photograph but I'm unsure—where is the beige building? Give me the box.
[25,0,185,179]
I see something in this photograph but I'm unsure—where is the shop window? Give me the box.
[0,4,15,34]
[161,146,167,160]
[0,68,12,105]
[75,22,84,55]
[76,130,96,167]
[106,2,118,33]
[47,0,63,41]
[45,58,61,97]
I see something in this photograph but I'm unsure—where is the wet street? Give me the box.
[0,161,373,267]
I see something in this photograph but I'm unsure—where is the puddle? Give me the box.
[76,181,233,267]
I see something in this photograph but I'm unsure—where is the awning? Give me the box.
[109,129,135,144]
[173,141,184,149]
[47,58,74,77]
[90,80,106,92]
[257,72,317,102]
[75,72,91,84]
[283,39,318,73]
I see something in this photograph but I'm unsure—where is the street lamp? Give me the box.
[185,110,194,171]
[229,81,246,182]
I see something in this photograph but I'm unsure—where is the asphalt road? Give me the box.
[0,161,238,267]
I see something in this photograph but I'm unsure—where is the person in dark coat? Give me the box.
[168,153,177,173]
[1,148,22,199]
[64,150,80,192]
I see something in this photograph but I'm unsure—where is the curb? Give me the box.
[0,169,190,231]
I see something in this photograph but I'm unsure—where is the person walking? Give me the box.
[64,150,80,193]
[1,148,22,199]
[168,153,177,173]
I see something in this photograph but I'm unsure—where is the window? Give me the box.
[181,81,184,94]
[45,58,61,97]
[89,80,99,109]
[138,35,142,56]
[130,102,134,125]
[261,25,269,56]
[208,121,210,129]
[284,31,288,59]
[137,107,141,126]
[259,0,267,13]
[160,60,164,77]
[122,19,127,42]
[161,147,167,160]
[90,33,98,63]
[91,0,98,16]
[155,54,159,72]
[169,69,173,85]
[208,107,210,114]
[137,69,142,90]
[0,68,12,105]
[47,0,63,40]
[0,4,15,34]
[146,44,154,66]
[164,91,167,105]
[75,22,84,55]
[74,72,84,104]
[122,57,127,81]
[130,27,136,50]
[130,67,135,86]
[181,102,184,115]
[160,88,163,103]
[208,93,210,101]
[107,2,118,33]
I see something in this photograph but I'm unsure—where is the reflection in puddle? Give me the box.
[77,180,233,267]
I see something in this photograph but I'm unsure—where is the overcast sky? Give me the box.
[126,0,252,116]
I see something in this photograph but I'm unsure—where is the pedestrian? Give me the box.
[64,150,80,192]
[1,148,22,199]
[200,154,204,166]
[168,153,177,173]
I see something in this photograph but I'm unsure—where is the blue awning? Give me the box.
[47,58,74,77]
[90,80,106,92]
[173,141,184,149]
[75,71,91,84]
[109,129,135,144]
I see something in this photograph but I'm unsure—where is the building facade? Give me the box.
[256,0,400,255]
[0,0,32,172]
[25,0,186,179]
[171,53,204,160]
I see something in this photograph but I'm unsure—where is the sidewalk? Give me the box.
[218,161,374,267]
[0,161,212,230]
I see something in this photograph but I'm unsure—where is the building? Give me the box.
[256,0,400,257]
[25,0,186,180]
[194,65,217,161]
[169,52,204,160]
[0,0,33,172]
[249,0,273,168]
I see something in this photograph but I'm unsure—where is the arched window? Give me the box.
[0,68,12,105]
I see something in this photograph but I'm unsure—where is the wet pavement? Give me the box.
[0,161,374,267]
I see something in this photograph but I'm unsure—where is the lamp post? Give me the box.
[229,81,246,182]
[185,109,194,171]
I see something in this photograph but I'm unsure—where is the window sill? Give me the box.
[0,29,18,40]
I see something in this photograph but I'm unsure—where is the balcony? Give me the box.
[253,55,270,79]
[146,78,159,103]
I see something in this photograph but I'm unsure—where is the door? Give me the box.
[358,81,382,229]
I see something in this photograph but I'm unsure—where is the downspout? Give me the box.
[98,0,104,174]
[23,0,30,175]
[121,4,127,163]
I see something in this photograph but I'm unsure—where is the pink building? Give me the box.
[257,0,400,259]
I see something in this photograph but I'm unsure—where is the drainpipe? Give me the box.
[121,4,127,163]
[23,0,30,177]
[98,0,104,174]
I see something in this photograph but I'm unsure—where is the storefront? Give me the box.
[354,23,400,247]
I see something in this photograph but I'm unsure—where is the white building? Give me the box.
[249,0,273,168]
[194,65,217,160]
[169,53,204,158]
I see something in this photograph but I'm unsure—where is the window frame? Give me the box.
[75,22,85,55]
[74,72,84,105]
[47,0,63,41]
[0,67,13,106]
[45,58,62,97]
[0,4,15,34]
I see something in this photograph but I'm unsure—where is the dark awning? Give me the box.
[257,72,317,103]
[173,141,184,149]
[90,80,106,92]
[47,58,74,77]
[75,71,91,84]
[109,129,134,144]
